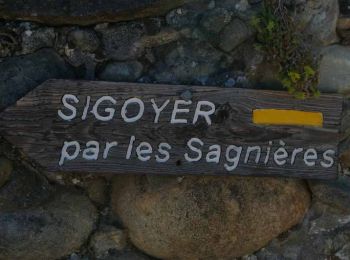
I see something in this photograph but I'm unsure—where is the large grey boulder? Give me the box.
[153,40,225,84]
[296,0,339,46]
[21,27,56,54]
[67,29,101,53]
[0,166,51,211]
[219,18,253,52]
[308,177,350,214]
[0,161,97,260]
[0,0,195,26]
[96,22,146,61]
[0,48,74,111]
[0,188,97,260]
[256,201,350,259]
[318,45,350,93]
[98,61,143,82]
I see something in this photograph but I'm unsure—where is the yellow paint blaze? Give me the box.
[253,109,323,127]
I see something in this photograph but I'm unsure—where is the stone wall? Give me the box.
[1,0,350,259]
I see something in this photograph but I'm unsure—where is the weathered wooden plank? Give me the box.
[0,0,193,25]
[0,80,344,179]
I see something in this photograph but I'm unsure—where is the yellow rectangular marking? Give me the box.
[253,109,323,127]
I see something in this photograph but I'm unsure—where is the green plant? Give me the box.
[251,0,320,99]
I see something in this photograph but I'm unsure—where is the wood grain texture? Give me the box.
[0,80,344,179]
[0,0,192,25]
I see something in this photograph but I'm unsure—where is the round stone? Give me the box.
[21,27,56,54]
[0,48,75,111]
[68,29,100,52]
[98,61,143,82]
[0,188,97,259]
[219,19,253,52]
[200,8,232,33]
[90,226,127,258]
[153,41,224,84]
[112,175,310,259]
[98,22,146,61]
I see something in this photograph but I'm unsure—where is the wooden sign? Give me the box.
[0,80,343,179]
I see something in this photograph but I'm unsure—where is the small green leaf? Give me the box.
[294,91,306,100]
[267,20,275,32]
[313,90,321,97]
[250,16,260,28]
[281,78,292,89]
[304,65,315,77]
[288,71,301,83]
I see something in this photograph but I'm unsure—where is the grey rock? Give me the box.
[64,47,95,68]
[84,178,109,206]
[68,253,81,260]
[255,202,350,259]
[296,0,339,46]
[224,78,236,88]
[98,22,145,61]
[241,41,264,70]
[0,28,20,57]
[0,157,12,188]
[336,244,350,260]
[180,89,192,100]
[219,19,253,52]
[200,8,232,33]
[83,58,97,80]
[318,45,350,93]
[61,176,108,205]
[21,26,56,54]
[68,29,100,53]
[99,61,143,82]
[166,6,202,29]
[309,212,350,235]
[154,41,224,84]
[248,0,262,4]
[0,188,98,260]
[233,0,250,12]
[137,28,190,49]
[65,253,92,260]
[55,26,74,54]
[0,0,195,26]
[216,0,243,10]
[216,0,256,16]
[0,48,75,111]
[203,71,238,87]
[113,251,151,260]
[308,177,350,214]
[0,166,51,211]
[90,226,127,259]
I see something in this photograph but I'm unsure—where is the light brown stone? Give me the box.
[112,175,310,259]
[90,226,128,258]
